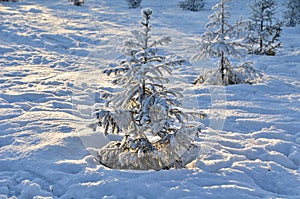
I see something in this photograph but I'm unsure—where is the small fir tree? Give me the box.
[179,0,205,12]
[96,8,204,170]
[192,0,254,85]
[247,0,282,55]
[283,0,300,27]
[126,0,142,9]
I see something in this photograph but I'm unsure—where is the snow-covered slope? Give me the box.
[0,0,299,198]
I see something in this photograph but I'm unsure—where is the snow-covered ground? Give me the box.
[0,0,300,198]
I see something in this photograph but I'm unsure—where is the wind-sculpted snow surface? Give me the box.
[0,0,300,198]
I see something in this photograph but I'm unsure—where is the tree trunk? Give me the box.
[220,0,226,85]
[220,53,225,85]
[259,7,264,54]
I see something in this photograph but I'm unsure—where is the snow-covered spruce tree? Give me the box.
[247,0,282,55]
[126,0,142,9]
[283,0,300,27]
[96,8,204,170]
[179,0,205,12]
[192,0,261,85]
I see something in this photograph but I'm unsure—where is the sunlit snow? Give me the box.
[0,0,299,198]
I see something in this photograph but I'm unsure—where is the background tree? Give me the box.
[126,0,142,9]
[247,0,282,55]
[283,0,300,27]
[71,0,85,6]
[96,8,204,170]
[179,0,205,12]
[192,0,249,85]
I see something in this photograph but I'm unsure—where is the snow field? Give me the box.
[0,0,300,198]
